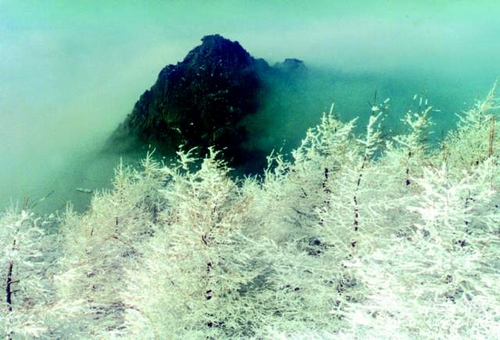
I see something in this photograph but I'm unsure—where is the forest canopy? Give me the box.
[1,85,499,339]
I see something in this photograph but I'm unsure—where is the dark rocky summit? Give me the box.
[109,34,306,172]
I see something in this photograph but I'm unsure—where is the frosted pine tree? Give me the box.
[0,208,59,338]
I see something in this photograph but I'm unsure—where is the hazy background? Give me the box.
[1,0,499,212]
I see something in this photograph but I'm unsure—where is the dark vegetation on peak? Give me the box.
[107,34,307,173]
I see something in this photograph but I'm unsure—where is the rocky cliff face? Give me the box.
[109,34,305,172]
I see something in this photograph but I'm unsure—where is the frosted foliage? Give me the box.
[1,86,499,339]
[53,152,167,337]
[442,83,500,168]
[0,209,59,338]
